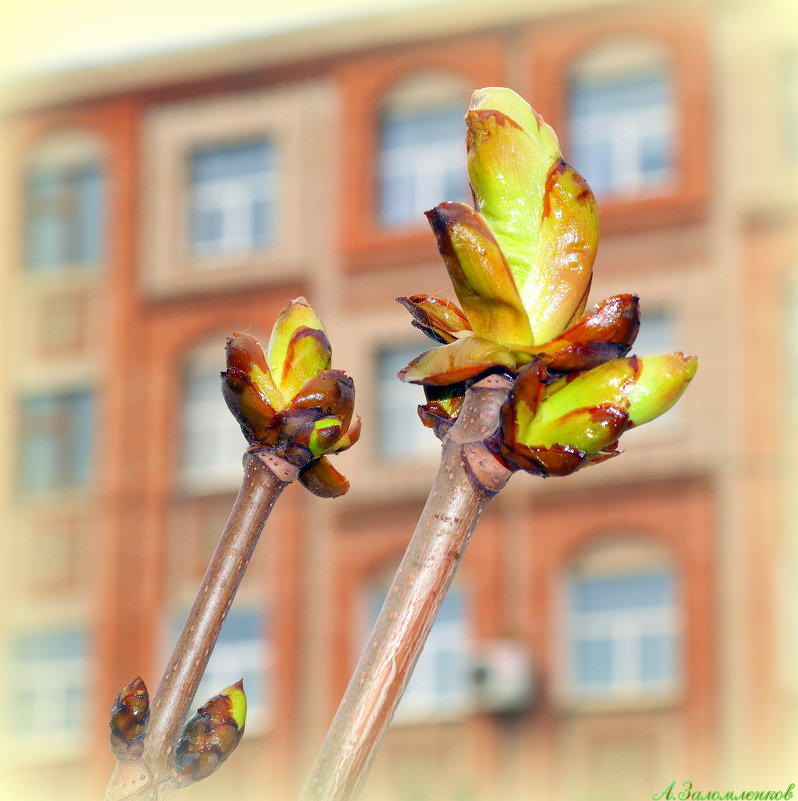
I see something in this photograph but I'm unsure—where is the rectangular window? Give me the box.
[5,627,89,750]
[180,362,246,490]
[169,608,270,730]
[569,67,674,198]
[189,140,275,257]
[566,568,678,699]
[378,105,466,226]
[19,390,93,493]
[25,162,103,271]
[375,344,441,461]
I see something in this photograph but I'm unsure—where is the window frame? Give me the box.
[24,160,105,272]
[567,56,675,200]
[372,340,443,463]
[375,76,469,229]
[332,35,505,270]
[558,539,682,708]
[17,388,94,496]
[526,11,709,232]
[141,81,333,297]
[21,131,106,274]
[3,625,91,760]
[187,138,277,259]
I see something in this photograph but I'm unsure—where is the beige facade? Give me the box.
[1,1,797,799]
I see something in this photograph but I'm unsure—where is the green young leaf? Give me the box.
[280,327,333,404]
[399,336,516,386]
[513,354,697,454]
[467,87,597,344]
[308,417,344,458]
[425,203,534,347]
[267,297,330,396]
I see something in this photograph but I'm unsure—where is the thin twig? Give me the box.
[105,450,297,801]
[299,374,513,801]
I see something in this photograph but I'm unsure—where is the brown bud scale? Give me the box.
[109,677,150,761]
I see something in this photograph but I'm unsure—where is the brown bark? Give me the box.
[299,374,513,801]
[105,450,297,801]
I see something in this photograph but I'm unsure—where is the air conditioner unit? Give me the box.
[470,639,534,714]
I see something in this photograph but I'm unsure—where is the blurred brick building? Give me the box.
[1,1,796,800]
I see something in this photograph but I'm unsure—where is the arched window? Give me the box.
[23,130,106,271]
[361,568,472,721]
[568,39,675,198]
[564,537,680,700]
[377,72,468,226]
[179,337,248,491]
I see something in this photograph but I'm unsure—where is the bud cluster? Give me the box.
[397,87,697,475]
[222,298,360,497]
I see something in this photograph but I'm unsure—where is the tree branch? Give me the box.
[105,449,297,801]
[298,374,513,801]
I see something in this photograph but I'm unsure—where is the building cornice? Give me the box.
[0,0,648,114]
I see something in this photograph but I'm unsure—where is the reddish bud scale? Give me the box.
[221,368,279,445]
[225,332,268,375]
[418,402,458,440]
[299,457,351,498]
[396,294,472,344]
[522,294,641,373]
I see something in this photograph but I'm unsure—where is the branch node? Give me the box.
[248,448,300,485]
[461,443,513,494]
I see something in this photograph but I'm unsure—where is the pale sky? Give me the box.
[0,0,450,79]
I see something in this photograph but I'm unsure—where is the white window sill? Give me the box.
[389,702,472,727]
[556,688,681,715]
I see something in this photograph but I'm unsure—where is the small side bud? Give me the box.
[396,294,472,344]
[109,677,150,761]
[175,680,247,784]
[418,384,466,440]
